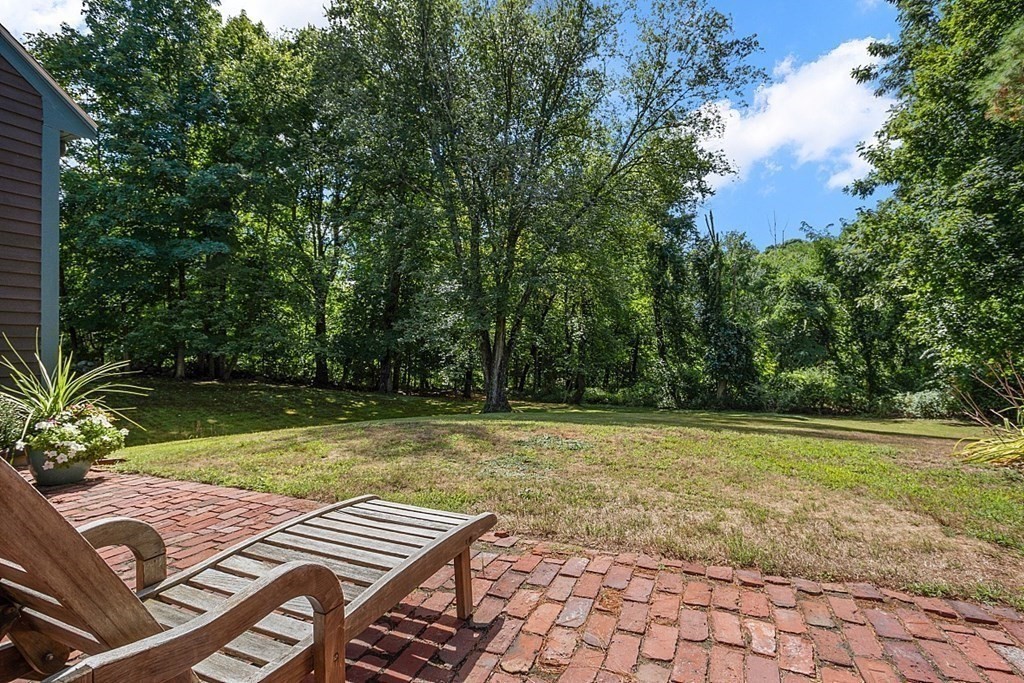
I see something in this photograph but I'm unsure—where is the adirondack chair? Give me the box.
[0,459,496,682]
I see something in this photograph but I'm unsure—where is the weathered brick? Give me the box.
[617,601,649,634]
[560,557,589,578]
[774,608,808,635]
[711,584,739,611]
[918,640,985,682]
[766,584,798,608]
[883,640,940,683]
[604,633,641,674]
[746,654,780,683]
[864,608,913,641]
[798,599,834,628]
[810,626,853,667]
[827,596,865,624]
[547,575,577,602]
[735,569,764,587]
[949,632,1015,672]
[603,564,632,590]
[671,641,708,683]
[708,646,744,681]
[744,619,777,656]
[650,593,681,624]
[642,623,678,662]
[678,608,710,642]
[682,581,712,607]
[583,611,617,649]
[500,632,544,674]
[523,601,562,635]
[706,565,733,582]
[895,608,945,642]
[710,610,743,647]
[623,576,655,603]
[843,623,883,659]
[778,634,815,676]
[740,589,771,618]
[539,626,579,668]
[557,597,593,628]
[855,657,902,683]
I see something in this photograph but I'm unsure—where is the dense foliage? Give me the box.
[27,0,1024,414]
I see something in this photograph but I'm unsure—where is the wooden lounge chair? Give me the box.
[0,460,496,682]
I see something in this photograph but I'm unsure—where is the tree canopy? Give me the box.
[26,0,1024,415]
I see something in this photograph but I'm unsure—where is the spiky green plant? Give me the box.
[957,358,1024,468]
[0,335,149,429]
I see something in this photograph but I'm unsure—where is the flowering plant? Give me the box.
[1,335,148,475]
[18,403,128,470]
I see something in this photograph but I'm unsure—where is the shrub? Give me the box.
[0,399,27,455]
[893,389,959,419]
[760,366,864,414]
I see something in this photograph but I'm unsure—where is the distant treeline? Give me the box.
[32,0,1024,414]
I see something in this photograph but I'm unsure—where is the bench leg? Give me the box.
[454,548,473,620]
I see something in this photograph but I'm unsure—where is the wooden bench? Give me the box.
[0,459,496,682]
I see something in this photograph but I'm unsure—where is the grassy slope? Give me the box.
[116,383,1022,606]
[119,378,481,445]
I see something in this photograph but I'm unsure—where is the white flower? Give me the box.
[14,440,26,451]
[34,421,51,431]
[44,450,57,459]
[42,460,54,470]
[55,453,68,464]
[119,428,129,436]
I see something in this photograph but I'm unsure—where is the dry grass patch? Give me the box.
[119,412,1024,607]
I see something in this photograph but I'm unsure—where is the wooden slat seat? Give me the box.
[0,460,496,683]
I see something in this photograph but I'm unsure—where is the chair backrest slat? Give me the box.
[0,460,163,656]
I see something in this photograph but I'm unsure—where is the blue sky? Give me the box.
[4,0,898,248]
[702,1,899,246]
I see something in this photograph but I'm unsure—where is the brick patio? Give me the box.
[23,468,1024,682]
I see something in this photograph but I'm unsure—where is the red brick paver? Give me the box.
[15,469,1024,682]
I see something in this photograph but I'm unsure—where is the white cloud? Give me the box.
[0,0,328,40]
[217,0,329,31]
[1,0,85,39]
[706,38,893,192]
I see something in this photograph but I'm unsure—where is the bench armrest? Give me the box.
[45,561,346,683]
[77,517,167,591]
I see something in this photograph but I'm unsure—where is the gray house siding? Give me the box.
[0,52,43,379]
[0,23,95,378]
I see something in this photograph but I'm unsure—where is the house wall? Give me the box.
[0,51,44,379]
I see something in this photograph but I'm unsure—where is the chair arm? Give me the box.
[77,517,167,590]
[45,561,346,683]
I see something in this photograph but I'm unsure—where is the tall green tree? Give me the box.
[33,0,232,378]
[853,0,1024,373]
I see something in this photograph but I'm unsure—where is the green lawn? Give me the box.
[117,378,481,445]
[114,380,1023,607]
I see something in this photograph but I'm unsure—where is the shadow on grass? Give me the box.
[471,407,979,445]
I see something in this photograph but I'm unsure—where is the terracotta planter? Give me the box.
[26,449,92,486]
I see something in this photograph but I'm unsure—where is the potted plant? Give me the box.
[1,337,147,486]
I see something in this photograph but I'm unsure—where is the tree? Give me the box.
[333,0,761,411]
[853,0,1024,374]
[33,0,234,377]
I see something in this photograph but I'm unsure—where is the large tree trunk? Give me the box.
[174,343,186,380]
[313,296,330,386]
[377,266,403,394]
[480,321,513,413]
[570,371,586,405]
[378,354,395,393]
